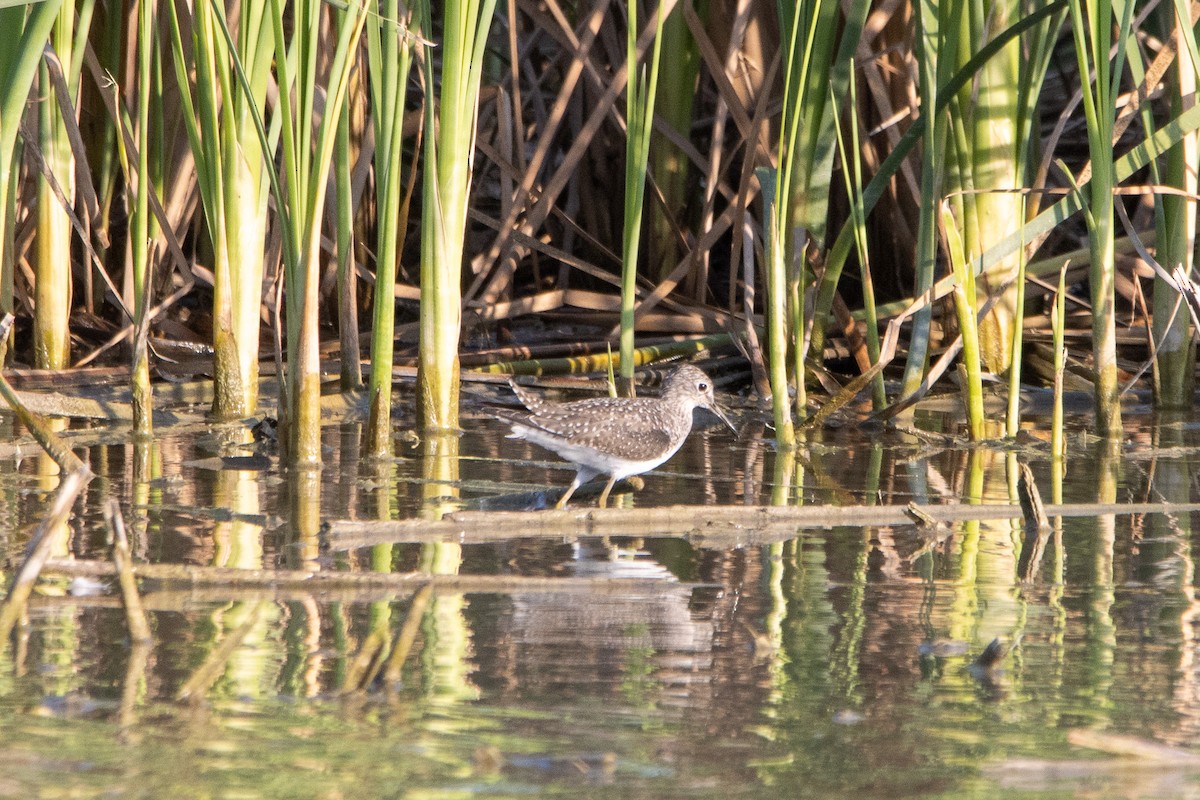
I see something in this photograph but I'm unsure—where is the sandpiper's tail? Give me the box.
[485,379,545,438]
[507,378,550,414]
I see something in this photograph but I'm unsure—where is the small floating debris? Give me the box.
[66,576,109,596]
[184,454,274,472]
[832,709,865,725]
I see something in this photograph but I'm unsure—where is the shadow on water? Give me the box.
[2,403,1200,797]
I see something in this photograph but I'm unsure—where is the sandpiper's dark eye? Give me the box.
[698,382,708,391]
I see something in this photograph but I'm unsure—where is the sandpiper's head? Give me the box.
[662,365,735,432]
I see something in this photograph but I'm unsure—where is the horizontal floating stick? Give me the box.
[322,501,1200,550]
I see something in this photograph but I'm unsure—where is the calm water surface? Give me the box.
[2,401,1200,799]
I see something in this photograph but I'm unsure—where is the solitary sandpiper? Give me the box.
[491,364,735,508]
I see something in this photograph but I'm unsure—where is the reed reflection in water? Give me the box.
[0,412,1198,797]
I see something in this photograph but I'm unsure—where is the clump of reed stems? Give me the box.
[364,2,419,454]
[417,0,496,431]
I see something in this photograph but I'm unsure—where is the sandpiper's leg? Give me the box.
[555,475,583,509]
[596,476,618,508]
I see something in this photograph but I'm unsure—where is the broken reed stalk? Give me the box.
[0,313,93,646]
[802,285,946,429]
[104,498,152,643]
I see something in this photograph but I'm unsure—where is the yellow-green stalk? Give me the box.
[938,2,1031,376]
[972,1,1064,375]
[0,1,63,362]
[1052,265,1067,461]
[1151,2,1197,408]
[774,0,869,425]
[758,0,828,447]
[941,201,984,440]
[34,0,95,369]
[417,0,496,430]
[130,0,159,436]
[1005,198,1028,438]
[758,168,794,449]
[764,0,871,429]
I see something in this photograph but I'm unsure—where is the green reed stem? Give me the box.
[1052,264,1067,460]
[833,71,884,410]
[1151,0,1198,408]
[130,0,157,436]
[1067,0,1131,439]
[334,93,360,395]
[900,0,958,405]
[758,167,794,449]
[1005,197,1027,438]
[366,0,416,453]
[941,202,984,440]
[617,0,665,395]
[270,0,371,461]
[34,0,93,369]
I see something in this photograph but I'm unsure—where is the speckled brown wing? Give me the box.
[519,397,675,463]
